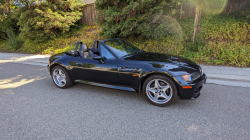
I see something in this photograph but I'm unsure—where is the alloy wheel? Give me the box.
[52,68,67,87]
[146,79,173,104]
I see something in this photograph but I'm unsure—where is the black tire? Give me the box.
[142,74,178,107]
[51,66,73,89]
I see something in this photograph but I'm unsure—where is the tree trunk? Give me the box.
[192,6,201,43]
[180,3,183,19]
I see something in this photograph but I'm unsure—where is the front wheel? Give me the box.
[51,66,73,89]
[143,74,178,107]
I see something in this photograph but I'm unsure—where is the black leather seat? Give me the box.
[79,44,91,59]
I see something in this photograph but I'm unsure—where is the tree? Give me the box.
[192,0,202,43]
[0,0,18,30]
[95,0,183,39]
[0,0,21,49]
[15,0,85,43]
[191,0,228,43]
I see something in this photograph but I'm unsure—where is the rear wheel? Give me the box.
[143,74,178,107]
[51,66,73,89]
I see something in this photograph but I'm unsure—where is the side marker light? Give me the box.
[182,86,192,89]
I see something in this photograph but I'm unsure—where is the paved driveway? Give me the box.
[0,63,250,139]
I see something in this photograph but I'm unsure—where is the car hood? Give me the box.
[124,52,200,70]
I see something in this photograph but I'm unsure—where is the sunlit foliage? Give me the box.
[16,0,85,43]
[95,0,183,39]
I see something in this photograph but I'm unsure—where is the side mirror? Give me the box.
[93,55,102,60]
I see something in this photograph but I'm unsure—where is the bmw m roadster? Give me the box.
[47,38,206,106]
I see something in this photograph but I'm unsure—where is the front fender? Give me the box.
[137,63,191,93]
[140,71,181,86]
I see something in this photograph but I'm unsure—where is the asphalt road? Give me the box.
[0,62,250,140]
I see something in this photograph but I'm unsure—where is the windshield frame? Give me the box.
[102,38,141,59]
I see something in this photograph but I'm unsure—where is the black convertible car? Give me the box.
[47,38,206,106]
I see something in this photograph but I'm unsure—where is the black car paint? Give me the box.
[48,39,206,99]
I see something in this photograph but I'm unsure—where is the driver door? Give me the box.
[71,43,119,85]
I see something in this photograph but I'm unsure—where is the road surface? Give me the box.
[0,63,249,139]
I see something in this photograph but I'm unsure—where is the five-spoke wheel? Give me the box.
[146,79,173,104]
[143,74,177,106]
[53,68,67,87]
[51,66,73,89]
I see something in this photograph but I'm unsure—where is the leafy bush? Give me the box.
[20,39,45,54]
[0,41,11,52]
[178,12,250,44]
[95,0,182,39]
[3,28,22,50]
[17,0,85,43]
[241,6,250,19]
[140,15,183,40]
[0,0,20,40]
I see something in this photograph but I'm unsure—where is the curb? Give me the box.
[206,73,250,83]
[206,79,250,88]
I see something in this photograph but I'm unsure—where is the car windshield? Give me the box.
[104,39,141,58]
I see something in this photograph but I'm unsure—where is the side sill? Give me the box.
[75,80,136,92]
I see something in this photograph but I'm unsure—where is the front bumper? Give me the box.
[176,73,207,100]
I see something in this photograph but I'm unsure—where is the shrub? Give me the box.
[3,28,22,50]
[17,0,85,43]
[21,39,45,54]
[0,40,15,52]
[140,15,183,40]
[0,0,20,40]
[95,0,182,39]
[178,12,250,44]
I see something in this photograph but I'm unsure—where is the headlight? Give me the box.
[197,64,203,73]
[199,66,203,73]
[182,72,200,82]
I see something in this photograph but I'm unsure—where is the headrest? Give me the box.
[79,44,88,53]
